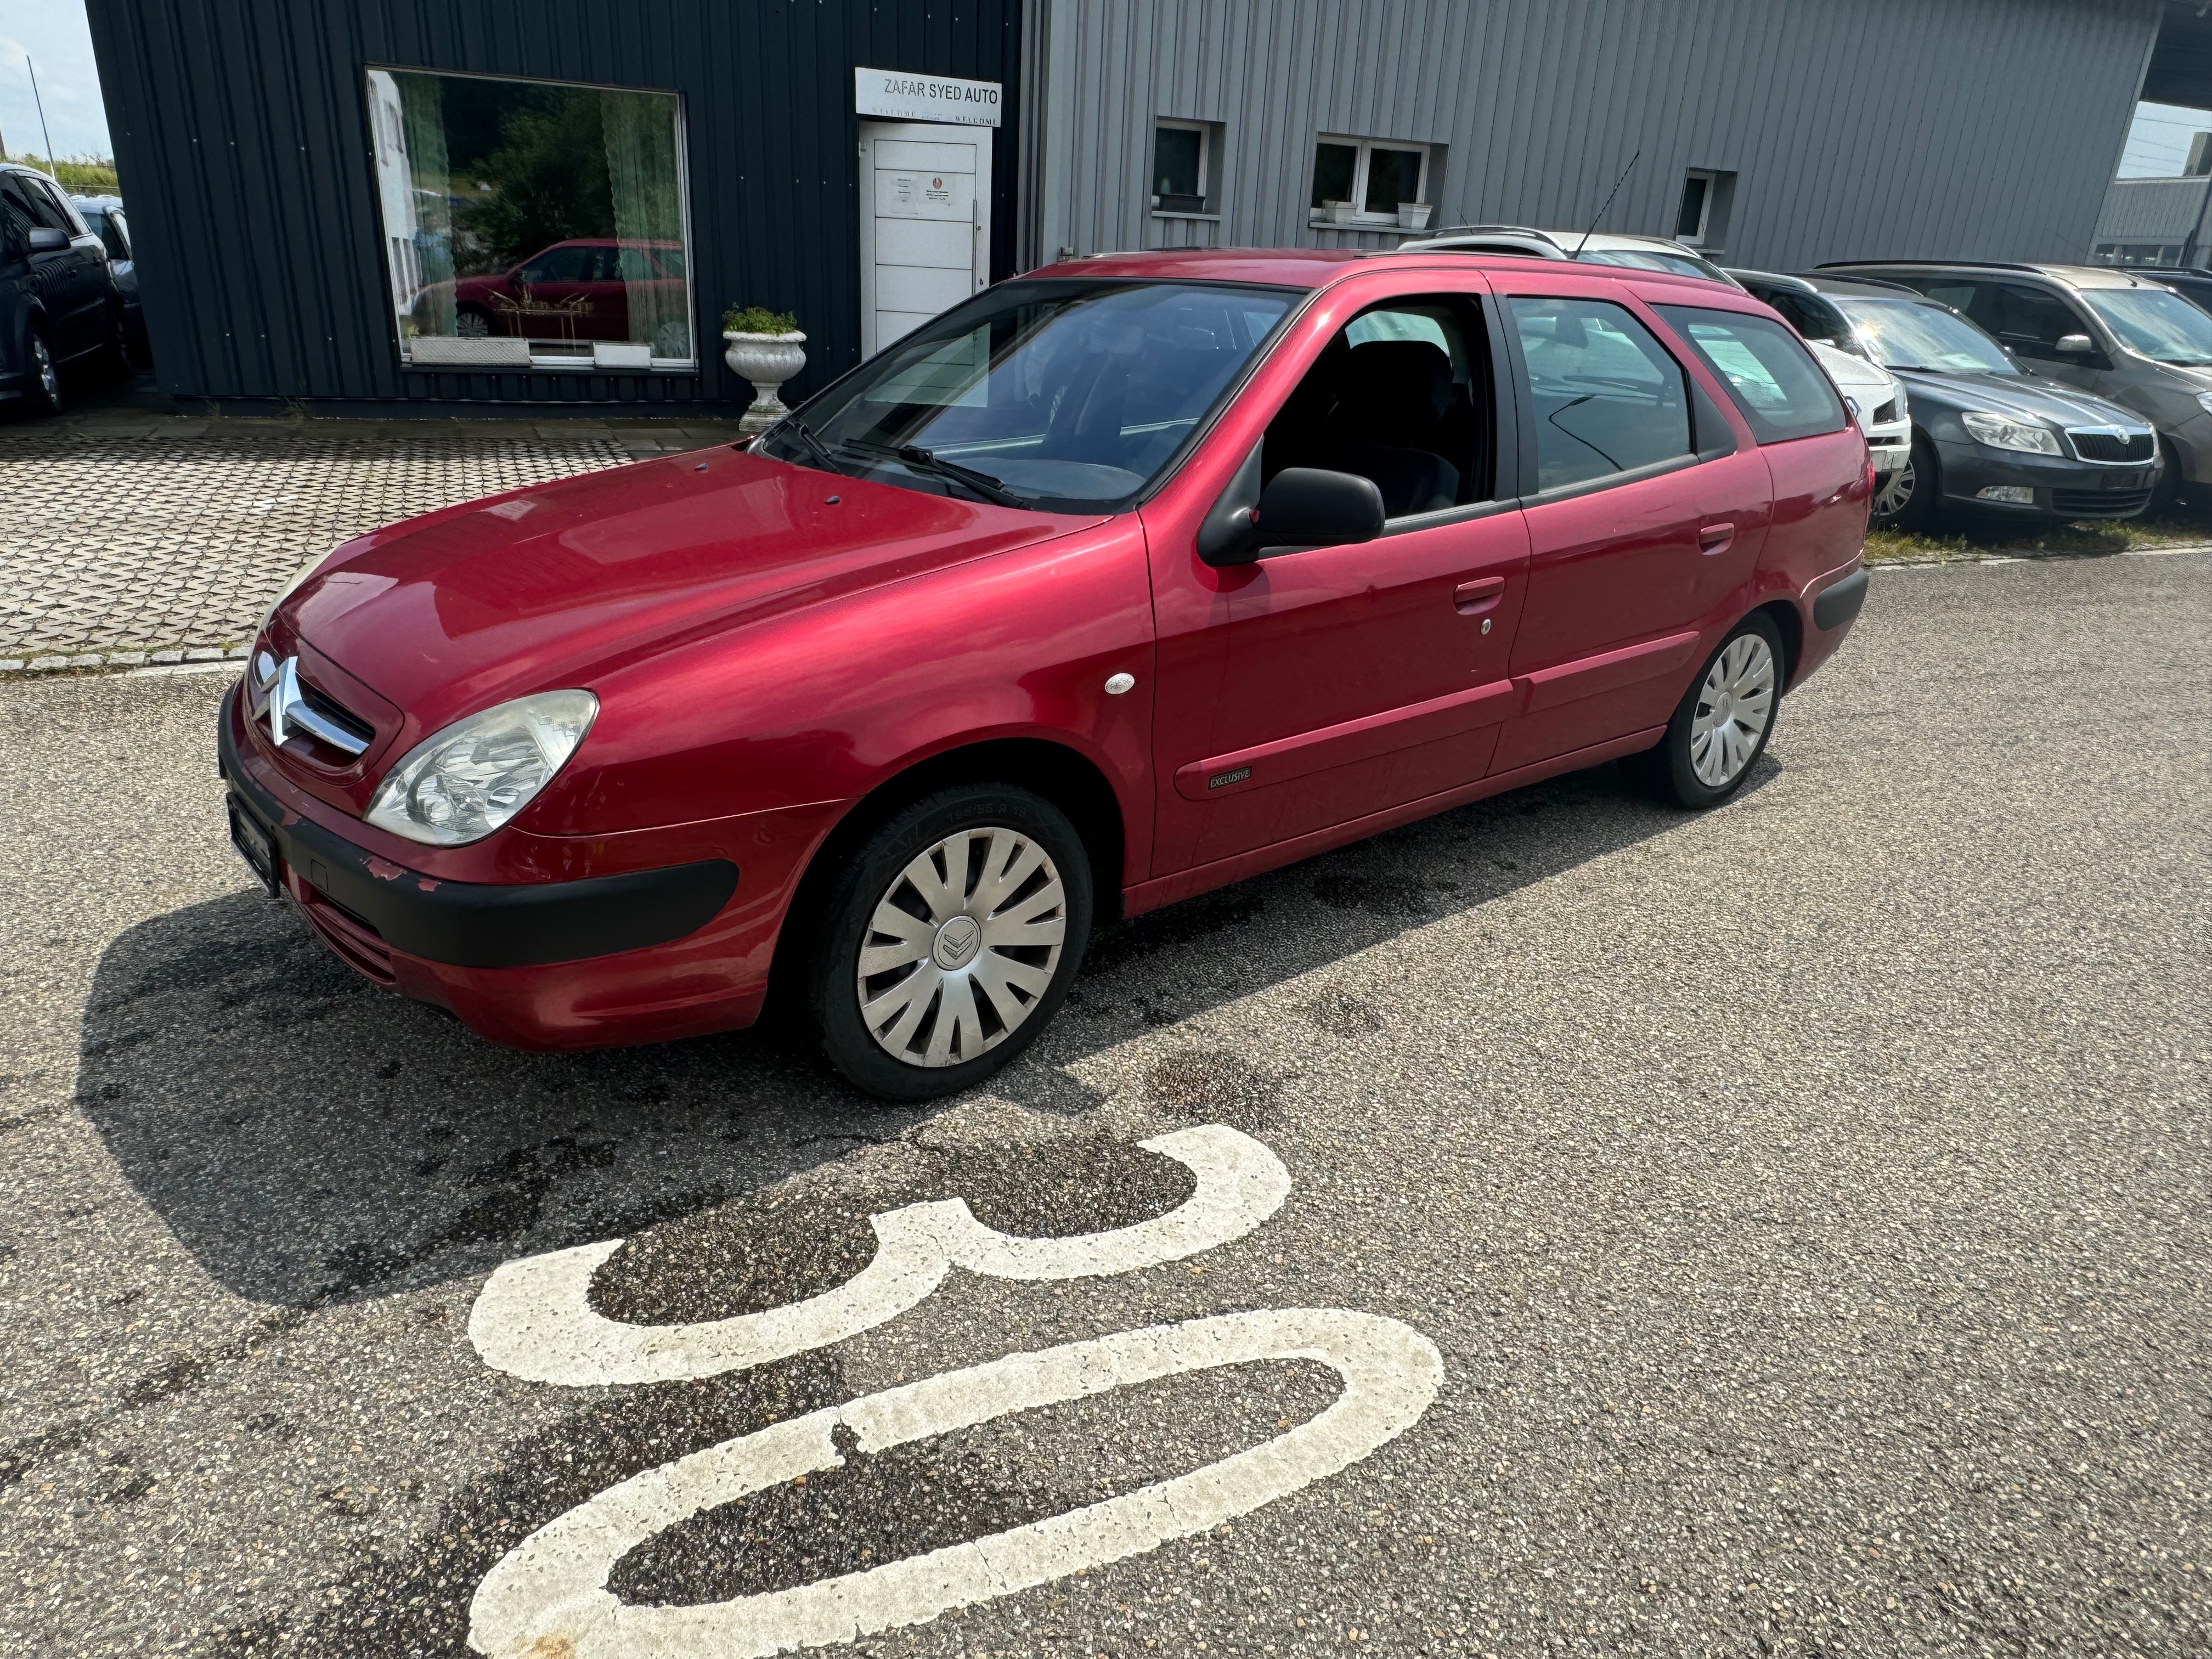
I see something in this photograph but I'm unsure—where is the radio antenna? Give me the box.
[1571,150,1641,258]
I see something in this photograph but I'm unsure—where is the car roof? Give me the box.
[1022,246,1754,297]
[1819,259,2183,293]
[1792,273,1932,300]
[1725,268,1816,293]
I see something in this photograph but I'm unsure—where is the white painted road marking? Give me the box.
[467,1125,1293,1386]
[467,1307,1443,1659]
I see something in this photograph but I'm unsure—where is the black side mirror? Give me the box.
[1198,458,1386,566]
[28,226,69,254]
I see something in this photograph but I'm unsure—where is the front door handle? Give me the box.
[1699,522,1736,556]
[1453,575,1506,615]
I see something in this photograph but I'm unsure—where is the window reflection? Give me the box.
[366,68,692,369]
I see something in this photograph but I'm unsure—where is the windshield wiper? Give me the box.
[777,417,848,477]
[844,440,1028,507]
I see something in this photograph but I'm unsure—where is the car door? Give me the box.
[1489,278,1771,774]
[1966,280,2112,394]
[1142,276,1533,877]
[7,174,99,358]
[511,244,595,341]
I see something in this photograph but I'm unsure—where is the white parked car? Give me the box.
[1400,224,1742,287]
[1725,269,1911,479]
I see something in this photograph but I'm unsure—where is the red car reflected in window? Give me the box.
[431,238,686,345]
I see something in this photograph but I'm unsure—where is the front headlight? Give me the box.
[2194,390,2212,417]
[1888,381,1908,422]
[365,690,599,847]
[1961,411,2061,455]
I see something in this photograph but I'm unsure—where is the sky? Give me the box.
[2119,100,2212,178]
[0,1,109,161]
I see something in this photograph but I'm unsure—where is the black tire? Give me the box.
[101,303,133,376]
[2149,437,2184,517]
[1870,430,1939,531]
[19,325,62,417]
[1635,612,1785,810]
[806,785,1093,1102]
[454,306,494,340]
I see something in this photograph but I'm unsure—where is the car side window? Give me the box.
[0,178,33,247]
[12,176,72,233]
[1260,296,1497,519]
[1506,296,1690,490]
[1655,307,1848,444]
[1977,284,2085,358]
[519,246,590,283]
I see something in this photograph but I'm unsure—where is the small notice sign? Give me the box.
[855,66,1002,127]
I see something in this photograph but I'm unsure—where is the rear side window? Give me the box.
[1656,306,1847,444]
[1507,297,1691,490]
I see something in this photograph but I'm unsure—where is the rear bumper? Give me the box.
[217,684,835,1049]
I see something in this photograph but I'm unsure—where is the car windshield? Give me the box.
[1576,247,1739,286]
[2080,287,2212,366]
[765,279,1299,510]
[1832,297,2018,375]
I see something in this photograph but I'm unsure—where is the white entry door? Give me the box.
[859,120,991,358]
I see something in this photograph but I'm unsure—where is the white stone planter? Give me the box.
[723,330,808,433]
[1396,202,1432,231]
[1324,200,1356,226]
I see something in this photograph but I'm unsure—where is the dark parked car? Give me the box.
[1751,274,2159,529]
[2138,267,2212,320]
[70,194,143,362]
[1828,259,2212,509]
[2,162,127,415]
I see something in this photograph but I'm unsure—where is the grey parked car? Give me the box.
[1825,261,2212,510]
[70,195,143,363]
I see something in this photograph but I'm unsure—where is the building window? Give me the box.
[1675,170,1716,244]
[1310,136,1432,228]
[1152,119,1217,216]
[365,67,694,373]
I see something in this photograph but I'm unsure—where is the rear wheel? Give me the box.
[807,785,1093,1101]
[20,326,61,417]
[1870,431,1938,531]
[1637,613,1783,809]
[454,306,493,339]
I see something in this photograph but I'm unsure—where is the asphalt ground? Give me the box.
[2,551,2207,1658]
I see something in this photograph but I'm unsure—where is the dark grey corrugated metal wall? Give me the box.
[84,0,1023,413]
[1025,0,2159,270]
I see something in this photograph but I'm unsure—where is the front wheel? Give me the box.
[1870,432,1938,531]
[20,326,62,417]
[807,785,1093,1101]
[1637,614,1784,809]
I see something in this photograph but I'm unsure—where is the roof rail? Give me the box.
[1816,259,2042,274]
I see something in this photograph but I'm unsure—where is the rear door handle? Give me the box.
[1699,522,1736,556]
[1453,575,1506,614]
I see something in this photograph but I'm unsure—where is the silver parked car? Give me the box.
[1400,224,1743,288]
[1825,261,2212,510]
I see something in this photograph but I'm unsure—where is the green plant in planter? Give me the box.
[723,305,800,336]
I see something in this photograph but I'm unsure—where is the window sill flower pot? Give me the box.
[1324,200,1357,226]
[1396,202,1433,231]
[723,330,808,433]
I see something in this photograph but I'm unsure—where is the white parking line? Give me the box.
[467,1308,1443,1659]
[467,1125,1293,1387]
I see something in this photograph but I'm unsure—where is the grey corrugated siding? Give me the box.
[1024,0,2159,272]
[2094,175,2212,241]
[84,0,1023,413]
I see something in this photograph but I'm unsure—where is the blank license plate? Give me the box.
[227,793,280,897]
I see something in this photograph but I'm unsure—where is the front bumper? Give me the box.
[218,684,832,1049]
[1933,438,2156,521]
[1865,418,1911,475]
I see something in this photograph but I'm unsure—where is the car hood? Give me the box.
[1888,368,2148,428]
[1808,340,1894,394]
[279,446,1101,742]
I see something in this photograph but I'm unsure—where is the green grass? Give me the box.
[1866,507,2212,564]
[3,154,120,195]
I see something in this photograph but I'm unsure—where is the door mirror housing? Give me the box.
[1246,468,1386,556]
[2055,332,2094,355]
[27,225,69,254]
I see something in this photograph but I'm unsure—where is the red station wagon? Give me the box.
[219,250,1872,1099]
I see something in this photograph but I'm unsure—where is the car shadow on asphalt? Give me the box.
[72,755,1775,1308]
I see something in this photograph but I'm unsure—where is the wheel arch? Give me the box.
[763,735,1130,1015]
[1754,597,1804,687]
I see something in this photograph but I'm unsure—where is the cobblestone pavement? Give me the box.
[0,409,749,663]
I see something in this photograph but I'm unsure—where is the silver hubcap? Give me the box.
[1689,634,1775,788]
[1872,458,1915,520]
[455,312,490,338]
[857,827,1066,1068]
[33,338,57,401]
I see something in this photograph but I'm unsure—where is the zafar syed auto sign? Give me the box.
[854,66,1003,127]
